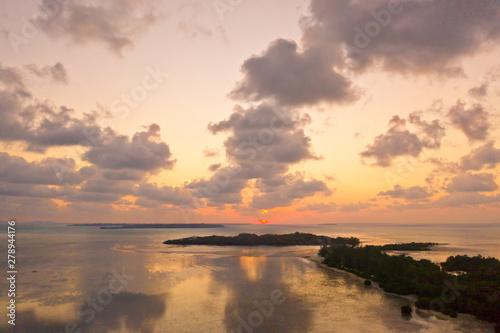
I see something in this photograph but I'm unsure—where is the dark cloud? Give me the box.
[208,163,221,172]
[447,101,490,141]
[445,172,498,193]
[185,104,325,211]
[136,183,196,207]
[230,39,358,107]
[303,0,500,75]
[0,62,25,88]
[25,62,69,84]
[102,169,145,181]
[83,124,176,171]
[250,175,331,210]
[468,83,489,99]
[35,0,162,55]
[361,115,444,167]
[0,153,84,185]
[185,167,247,206]
[0,83,106,153]
[0,182,69,199]
[65,191,124,203]
[378,185,433,201]
[208,104,318,180]
[408,111,446,149]
[199,104,322,209]
[459,141,500,171]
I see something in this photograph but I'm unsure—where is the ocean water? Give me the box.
[0,223,499,332]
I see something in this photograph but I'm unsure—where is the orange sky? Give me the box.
[1,0,500,224]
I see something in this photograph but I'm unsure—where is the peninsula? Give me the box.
[319,245,500,330]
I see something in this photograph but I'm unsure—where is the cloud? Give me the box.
[296,202,338,213]
[0,182,70,199]
[408,111,446,149]
[0,80,106,153]
[302,0,500,75]
[184,167,247,206]
[83,124,176,171]
[459,141,500,171]
[433,192,500,208]
[0,62,26,88]
[0,153,84,185]
[186,104,325,211]
[35,0,162,55]
[447,101,490,141]
[208,163,221,172]
[203,147,219,158]
[230,39,358,107]
[136,183,194,207]
[250,175,331,210]
[0,64,189,211]
[361,115,444,167]
[445,172,498,193]
[25,62,69,84]
[208,104,318,179]
[338,202,373,212]
[378,185,433,201]
[468,83,489,99]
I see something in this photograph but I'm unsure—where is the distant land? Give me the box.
[68,223,225,229]
[164,232,360,247]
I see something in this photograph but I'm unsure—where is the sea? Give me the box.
[1,223,499,333]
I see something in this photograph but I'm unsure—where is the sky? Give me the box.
[1,0,500,225]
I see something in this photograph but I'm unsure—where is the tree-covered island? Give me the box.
[164,232,360,247]
[319,245,500,330]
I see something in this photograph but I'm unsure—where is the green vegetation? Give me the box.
[379,242,438,251]
[401,305,412,315]
[164,232,360,247]
[319,246,500,325]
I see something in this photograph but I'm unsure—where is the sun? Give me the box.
[260,219,268,224]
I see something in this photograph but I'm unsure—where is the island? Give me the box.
[319,245,500,331]
[164,232,360,247]
[68,223,225,229]
[378,242,439,251]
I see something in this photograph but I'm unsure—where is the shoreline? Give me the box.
[307,254,496,331]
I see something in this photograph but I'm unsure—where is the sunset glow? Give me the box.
[0,0,499,225]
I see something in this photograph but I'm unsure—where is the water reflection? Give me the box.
[9,292,167,333]
[239,256,267,282]
[210,255,314,333]
[0,228,496,333]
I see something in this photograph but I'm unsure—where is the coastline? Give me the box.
[308,254,496,331]
[308,254,417,302]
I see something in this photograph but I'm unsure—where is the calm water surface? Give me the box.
[0,223,498,332]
